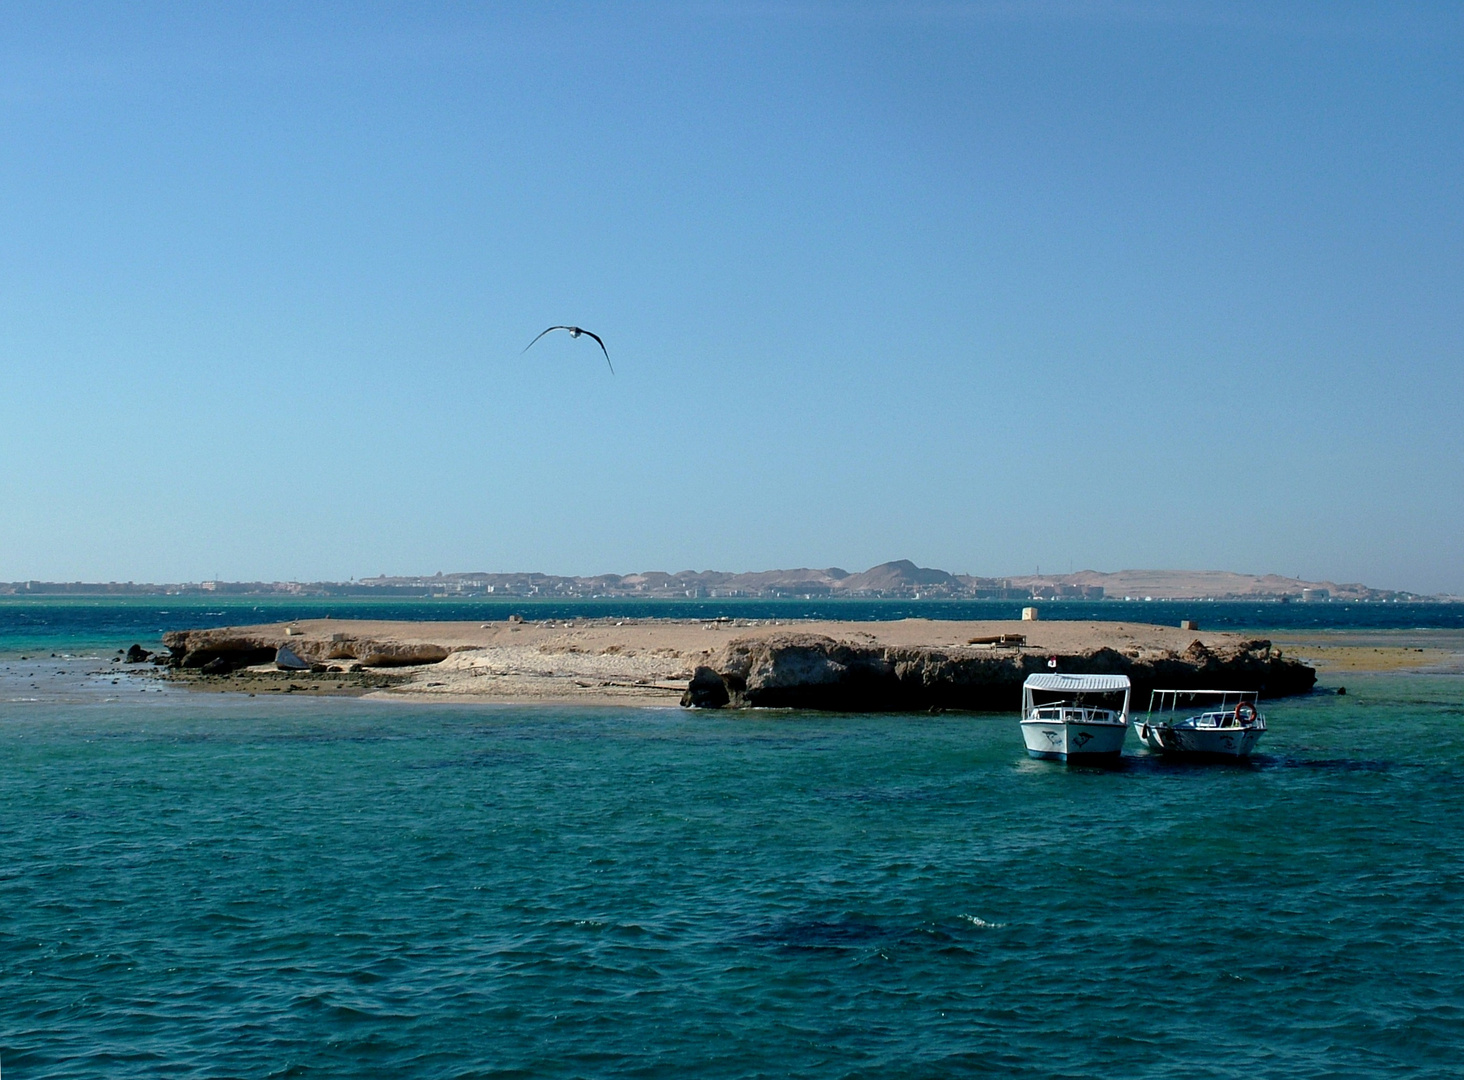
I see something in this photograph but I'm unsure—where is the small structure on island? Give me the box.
[966,633,1026,649]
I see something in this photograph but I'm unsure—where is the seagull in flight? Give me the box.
[522,326,614,374]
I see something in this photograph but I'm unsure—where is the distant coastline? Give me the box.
[0,560,1449,603]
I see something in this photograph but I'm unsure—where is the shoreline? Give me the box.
[4,625,1458,711]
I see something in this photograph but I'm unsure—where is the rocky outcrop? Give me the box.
[161,627,450,670]
[681,633,1315,711]
[351,641,453,667]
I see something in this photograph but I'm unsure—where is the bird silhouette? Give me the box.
[522,326,613,374]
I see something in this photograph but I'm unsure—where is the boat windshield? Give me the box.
[1031,706,1116,721]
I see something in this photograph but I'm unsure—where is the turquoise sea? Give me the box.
[2,602,1463,1076]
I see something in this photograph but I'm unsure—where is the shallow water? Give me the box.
[3,670,1462,1077]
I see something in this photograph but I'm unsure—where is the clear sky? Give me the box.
[1,2,1460,592]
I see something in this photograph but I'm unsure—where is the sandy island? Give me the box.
[141,617,1407,708]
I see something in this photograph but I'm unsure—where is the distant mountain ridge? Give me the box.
[0,562,1435,601]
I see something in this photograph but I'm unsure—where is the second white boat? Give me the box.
[1134,689,1267,758]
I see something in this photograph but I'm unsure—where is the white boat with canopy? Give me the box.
[1020,673,1131,762]
[1135,689,1267,758]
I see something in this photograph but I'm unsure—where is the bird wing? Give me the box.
[577,329,614,375]
[521,326,574,353]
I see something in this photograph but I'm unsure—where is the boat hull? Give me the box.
[1134,722,1264,759]
[1021,719,1128,761]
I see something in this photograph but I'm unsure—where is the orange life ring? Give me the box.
[1234,701,1258,726]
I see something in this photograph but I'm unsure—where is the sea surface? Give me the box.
[2,595,1463,658]
[2,603,1463,1077]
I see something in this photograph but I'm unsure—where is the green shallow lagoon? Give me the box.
[2,673,1462,1077]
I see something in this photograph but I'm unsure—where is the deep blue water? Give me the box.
[2,596,1462,656]
[2,666,1462,1077]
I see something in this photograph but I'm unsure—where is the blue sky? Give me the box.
[1,2,1460,592]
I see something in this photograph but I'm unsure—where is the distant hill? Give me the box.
[842,560,959,593]
[0,562,1436,601]
[1004,569,1393,602]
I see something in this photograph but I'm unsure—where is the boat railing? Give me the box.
[1147,689,1259,716]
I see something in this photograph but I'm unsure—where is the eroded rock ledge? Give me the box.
[682,633,1315,711]
[160,626,451,672]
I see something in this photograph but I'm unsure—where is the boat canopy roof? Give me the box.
[1023,673,1131,692]
[1147,688,1257,711]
